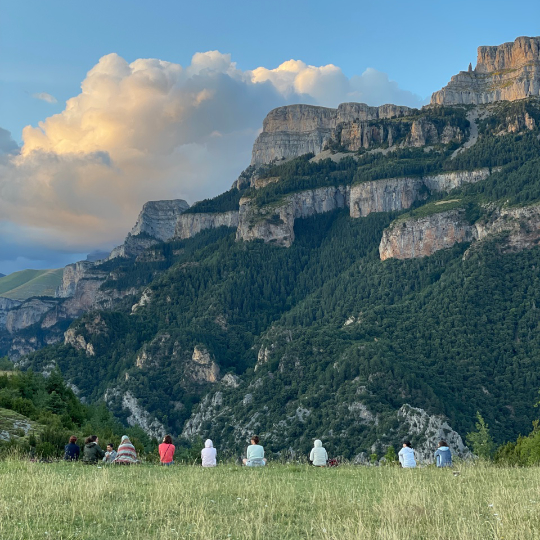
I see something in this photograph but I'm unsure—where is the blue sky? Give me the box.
[1,0,539,274]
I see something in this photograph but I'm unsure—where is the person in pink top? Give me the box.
[159,435,175,466]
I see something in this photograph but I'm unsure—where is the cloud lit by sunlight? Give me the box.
[1,51,425,268]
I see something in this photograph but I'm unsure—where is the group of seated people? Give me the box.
[64,435,140,465]
[64,434,453,468]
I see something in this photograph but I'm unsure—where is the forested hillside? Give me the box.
[21,97,540,457]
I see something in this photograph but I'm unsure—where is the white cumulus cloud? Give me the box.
[1,51,425,268]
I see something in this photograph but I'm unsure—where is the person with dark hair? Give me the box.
[398,441,417,468]
[82,435,105,464]
[103,443,117,463]
[64,436,80,461]
[201,439,217,467]
[434,440,452,467]
[159,435,175,466]
[114,435,139,465]
[242,435,266,467]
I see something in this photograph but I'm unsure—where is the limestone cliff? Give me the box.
[379,202,540,260]
[251,103,413,165]
[0,298,21,330]
[239,169,491,245]
[237,186,349,247]
[109,199,189,259]
[432,36,540,105]
[174,211,239,239]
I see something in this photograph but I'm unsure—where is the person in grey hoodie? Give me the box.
[434,440,452,467]
[309,439,328,467]
[398,441,417,468]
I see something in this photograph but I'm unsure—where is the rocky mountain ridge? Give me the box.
[432,36,540,105]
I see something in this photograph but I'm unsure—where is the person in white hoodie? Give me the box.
[201,439,217,467]
[398,441,417,468]
[309,439,328,467]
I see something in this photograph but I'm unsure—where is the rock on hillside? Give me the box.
[432,36,540,105]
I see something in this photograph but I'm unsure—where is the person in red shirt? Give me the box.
[159,435,175,466]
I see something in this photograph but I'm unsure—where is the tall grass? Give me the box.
[0,460,538,539]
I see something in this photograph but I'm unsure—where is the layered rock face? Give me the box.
[379,202,540,260]
[251,103,413,165]
[0,298,21,330]
[174,211,239,239]
[239,169,490,245]
[432,36,540,105]
[109,199,189,259]
[131,200,190,240]
[237,187,350,246]
[379,209,477,260]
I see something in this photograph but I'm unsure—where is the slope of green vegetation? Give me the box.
[21,97,540,457]
[0,269,63,300]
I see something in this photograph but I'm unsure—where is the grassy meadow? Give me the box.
[0,460,538,539]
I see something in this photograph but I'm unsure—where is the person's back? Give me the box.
[64,437,80,461]
[115,436,139,464]
[201,439,217,467]
[434,441,452,468]
[82,436,105,464]
[398,442,416,468]
[159,435,175,465]
[309,439,328,467]
[243,436,266,466]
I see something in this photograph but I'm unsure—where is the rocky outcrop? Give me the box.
[379,202,540,260]
[239,170,491,245]
[379,209,476,260]
[237,186,349,246]
[5,298,58,333]
[56,261,99,298]
[397,404,472,463]
[105,388,166,440]
[251,103,413,165]
[190,346,220,384]
[64,328,95,356]
[432,36,540,105]
[0,298,21,330]
[109,199,189,259]
[174,211,239,239]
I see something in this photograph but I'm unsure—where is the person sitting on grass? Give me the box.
[242,435,267,467]
[82,435,105,464]
[64,436,80,461]
[114,435,139,465]
[434,440,452,468]
[309,439,328,467]
[201,439,217,467]
[103,443,117,463]
[398,441,417,468]
[159,435,175,466]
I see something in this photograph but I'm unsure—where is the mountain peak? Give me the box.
[431,36,540,105]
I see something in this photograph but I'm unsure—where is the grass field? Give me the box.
[0,268,63,300]
[0,460,538,539]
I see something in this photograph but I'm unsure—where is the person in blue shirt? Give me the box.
[242,435,267,467]
[434,440,452,467]
[64,436,80,461]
